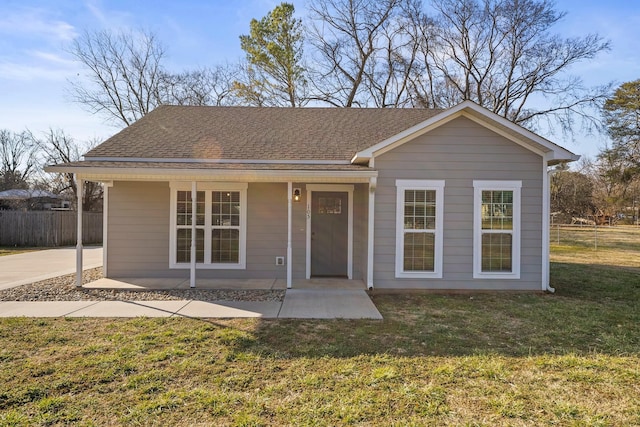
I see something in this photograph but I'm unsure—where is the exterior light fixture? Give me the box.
[293,188,302,202]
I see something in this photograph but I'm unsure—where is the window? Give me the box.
[170,182,247,269]
[473,181,521,279]
[395,180,444,278]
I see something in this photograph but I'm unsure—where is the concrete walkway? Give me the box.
[0,290,383,319]
[0,247,103,290]
[0,247,383,319]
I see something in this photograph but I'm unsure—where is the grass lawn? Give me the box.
[0,247,41,257]
[1,229,639,425]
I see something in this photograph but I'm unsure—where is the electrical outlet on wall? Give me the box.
[275,256,285,266]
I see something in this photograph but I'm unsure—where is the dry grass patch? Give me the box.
[550,225,640,269]
[0,247,42,257]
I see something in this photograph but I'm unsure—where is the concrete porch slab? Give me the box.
[83,278,282,290]
[279,289,382,319]
[175,300,282,318]
[83,278,189,290]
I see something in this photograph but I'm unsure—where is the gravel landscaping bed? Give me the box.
[0,268,285,302]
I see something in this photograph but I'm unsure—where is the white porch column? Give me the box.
[287,182,293,288]
[366,177,376,290]
[102,181,113,277]
[190,181,197,288]
[75,176,84,287]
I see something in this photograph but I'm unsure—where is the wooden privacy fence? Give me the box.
[0,211,103,247]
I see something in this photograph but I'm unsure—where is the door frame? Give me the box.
[306,184,354,280]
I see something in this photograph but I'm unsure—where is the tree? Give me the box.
[406,0,610,129]
[602,79,640,178]
[550,164,594,222]
[68,29,239,127]
[236,2,307,107]
[33,129,103,212]
[68,29,166,126]
[159,64,242,107]
[307,0,413,107]
[0,130,36,191]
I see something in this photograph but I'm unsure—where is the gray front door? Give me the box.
[311,191,348,277]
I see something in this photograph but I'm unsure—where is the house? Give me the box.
[0,189,67,211]
[46,101,579,291]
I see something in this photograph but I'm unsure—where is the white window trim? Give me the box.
[169,182,247,269]
[473,180,521,279]
[395,179,445,279]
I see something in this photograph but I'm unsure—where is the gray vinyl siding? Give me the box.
[107,181,172,277]
[107,181,366,281]
[108,182,290,279]
[373,116,544,290]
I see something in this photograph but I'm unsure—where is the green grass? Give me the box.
[0,228,639,425]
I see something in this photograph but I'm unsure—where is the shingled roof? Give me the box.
[85,105,442,162]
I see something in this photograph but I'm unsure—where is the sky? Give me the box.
[1,0,639,160]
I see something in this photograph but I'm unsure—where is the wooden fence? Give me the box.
[0,211,103,247]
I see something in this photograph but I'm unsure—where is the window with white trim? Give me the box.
[395,180,445,278]
[170,182,247,269]
[473,180,521,279]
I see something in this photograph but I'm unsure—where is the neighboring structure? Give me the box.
[47,101,579,291]
[0,189,68,211]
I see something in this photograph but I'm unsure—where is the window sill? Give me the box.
[473,272,520,280]
[170,263,246,270]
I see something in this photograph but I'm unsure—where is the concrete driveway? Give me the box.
[0,247,103,290]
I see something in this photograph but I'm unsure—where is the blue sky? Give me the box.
[1,0,639,159]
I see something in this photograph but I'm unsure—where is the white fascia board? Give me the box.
[351,100,579,164]
[45,165,377,183]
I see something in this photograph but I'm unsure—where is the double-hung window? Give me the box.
[473,180,521,279]
[395,180,444,278]
[170,182,247,269]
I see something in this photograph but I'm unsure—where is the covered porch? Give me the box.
[58,164,379,291]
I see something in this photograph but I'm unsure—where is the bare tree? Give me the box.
[159,64,242,107]
[33,129,103,211]
[550,163,594,222]
[307,0,413,107]
[0,130,36,191]
[68,29,166,127]
[407,0,610,129]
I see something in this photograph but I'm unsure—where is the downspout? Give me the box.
[75,176,84,287]
[287,182,293,289]
[542,154,554,293]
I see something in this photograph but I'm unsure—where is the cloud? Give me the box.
[0,7,77,42]
[84,0,133,30]
[0,51,77,81]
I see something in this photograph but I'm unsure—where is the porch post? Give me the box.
[190,181,197,288]
[287,182,293,288]
[75,176,83,287]
[366,177,376,290]
[102,181,113,277]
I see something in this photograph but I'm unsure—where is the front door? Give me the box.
[311,191,349,277]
